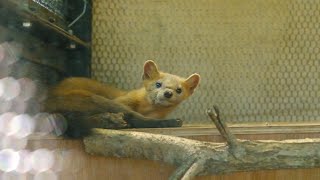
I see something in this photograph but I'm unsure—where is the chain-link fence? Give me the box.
[92,0,320,125]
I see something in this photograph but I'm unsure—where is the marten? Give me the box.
[43,60,200,137]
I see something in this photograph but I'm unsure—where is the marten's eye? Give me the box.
[176,88,182,94]
[155,82,162,88]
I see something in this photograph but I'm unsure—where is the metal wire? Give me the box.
[68,0,87,28]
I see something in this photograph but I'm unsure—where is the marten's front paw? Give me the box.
[161,118,183,127]
[125,116,183,128]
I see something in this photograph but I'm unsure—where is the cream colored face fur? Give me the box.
[142,60,200,107]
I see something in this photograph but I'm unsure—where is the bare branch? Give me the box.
[84,128,320,178]
[180,160,204,180]
[169,159,197,180]
[82,105,320,179]
[206,106,238,149]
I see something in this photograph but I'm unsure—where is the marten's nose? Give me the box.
[164,91,173,98]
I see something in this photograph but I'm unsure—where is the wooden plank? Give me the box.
[123,122,320,137]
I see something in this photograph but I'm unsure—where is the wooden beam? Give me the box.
[123,123,320,137]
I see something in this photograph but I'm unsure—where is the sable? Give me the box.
[83,106,320,179]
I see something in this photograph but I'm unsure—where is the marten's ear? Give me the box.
[184,73,200,94]
[143,60,160,80]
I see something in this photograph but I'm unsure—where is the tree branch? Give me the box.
[84,129,320,178]
[168,159,197,180]
[83,106,320,179]
[180,160,205,180]
[206,106,239,149]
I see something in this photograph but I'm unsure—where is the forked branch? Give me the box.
[84,106,320,179]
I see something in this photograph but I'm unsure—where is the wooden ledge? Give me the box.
[126,122,320,136]
[27,122,320,140]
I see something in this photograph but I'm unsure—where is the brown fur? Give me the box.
[43,60,200,136]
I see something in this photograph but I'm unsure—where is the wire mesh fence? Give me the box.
[92,0,320,124]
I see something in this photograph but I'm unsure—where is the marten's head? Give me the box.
[142,60,200,107]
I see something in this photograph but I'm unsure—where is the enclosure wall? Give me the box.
[91,0,320,124]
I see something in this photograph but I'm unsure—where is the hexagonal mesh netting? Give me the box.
[91,0,320,125]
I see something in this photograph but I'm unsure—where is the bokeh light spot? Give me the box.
[10,98,27,114]
[0,77,21,101]
[1,42,20,65]
[15,150,32,173]
[34,170,57,180]
[30,149,55,172]
[0,149,20,172]
[17,78,36,101]
[0,112,16,136]
[33,113,54,135]
[10,114,35,138]
[33,113,67,136]
[49,114,68,136]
